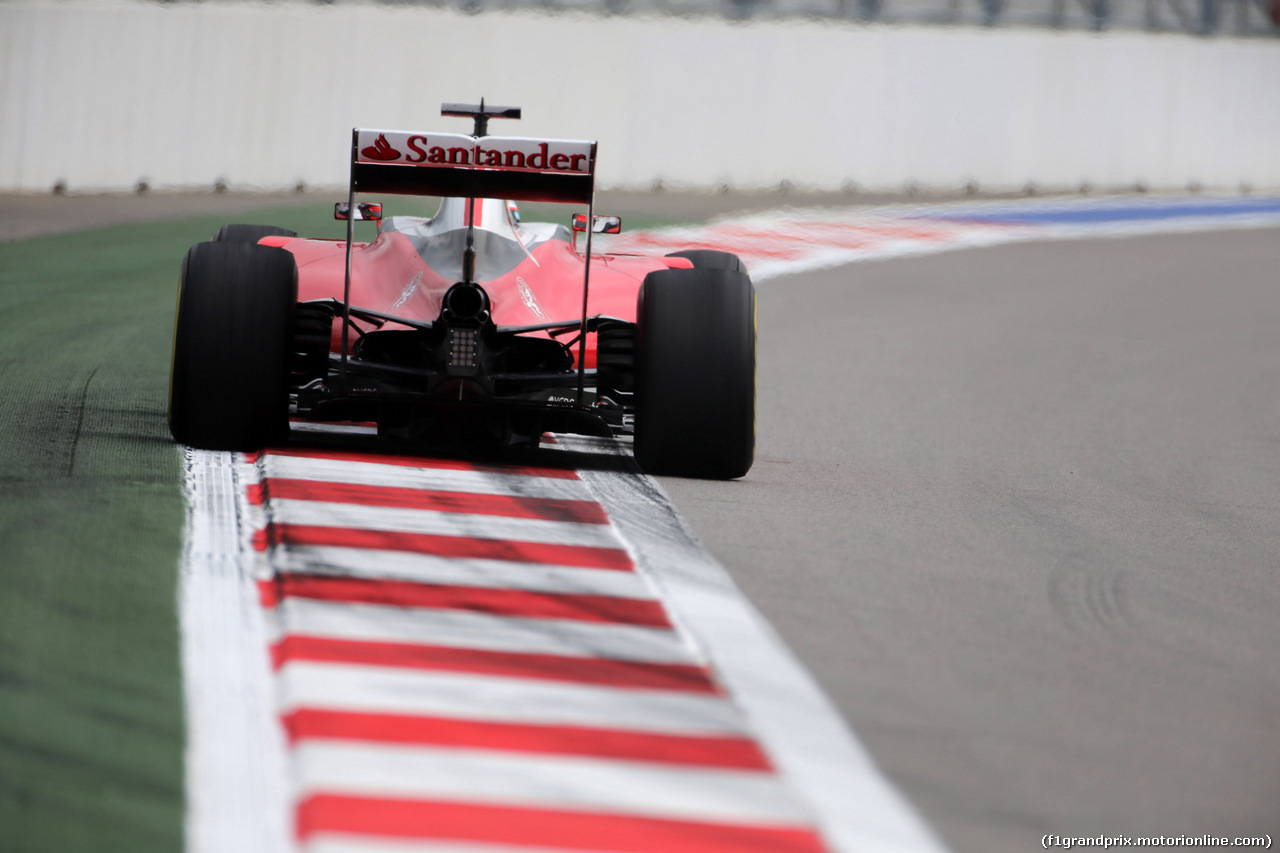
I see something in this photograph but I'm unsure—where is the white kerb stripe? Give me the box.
[272,545,656,598]
[182,450,292,853]
[270,598,696,664]
[265,500,624,549]
[277,662,747,736]
[293,742,806,825]
[262,455,594,501]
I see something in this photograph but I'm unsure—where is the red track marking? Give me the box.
[795,221,953,243]
[257,523,634,571]
[296,795,832,852]
[256,478,608,524]
[259,447,581,479]
[257,574,668,627]
[270,636,715,692]
[607,220,968,267]
[282,709,769,769]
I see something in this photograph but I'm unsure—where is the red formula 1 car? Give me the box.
[168,102,755,478]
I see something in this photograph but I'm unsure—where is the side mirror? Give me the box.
[335,201,384,221]
[572,213,622,235]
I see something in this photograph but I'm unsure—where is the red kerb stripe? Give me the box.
[263,447,580,479]
[297,795,831,853]
[282,709,767,769]
[258,574,667,626]
[271,635,713,691]
[258,523,634,570]
[259,478,607,524]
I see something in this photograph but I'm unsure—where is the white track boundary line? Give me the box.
[181,449,290,853]
[564,437,950,853]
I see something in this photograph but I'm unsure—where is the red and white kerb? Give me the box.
[241,446,833,853]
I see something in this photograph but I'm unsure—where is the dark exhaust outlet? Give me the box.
[443,282,490,324]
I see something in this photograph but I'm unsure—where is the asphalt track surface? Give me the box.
[660,225,1280,850]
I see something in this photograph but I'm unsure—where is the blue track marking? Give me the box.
[912,196,1280,226]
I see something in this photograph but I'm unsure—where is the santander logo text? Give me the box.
[356,130,593,175]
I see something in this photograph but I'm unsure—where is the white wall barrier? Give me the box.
[2,0,1278,194]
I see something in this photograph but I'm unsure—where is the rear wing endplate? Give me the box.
[350,129,597,204]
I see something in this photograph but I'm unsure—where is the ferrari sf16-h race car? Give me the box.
[168,102,755,479]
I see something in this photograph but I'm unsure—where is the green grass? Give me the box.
[0,203,340,853]
[0,218,211,853]
[0,197,695,852]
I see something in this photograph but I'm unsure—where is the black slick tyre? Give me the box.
[634,267,755,479]
[168,241,298,451]
[213,223,297,243]
[664,249,745,273]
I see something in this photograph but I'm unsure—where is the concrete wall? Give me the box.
[2,0,1278,194]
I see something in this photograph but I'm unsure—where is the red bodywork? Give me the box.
[264,199,690,367]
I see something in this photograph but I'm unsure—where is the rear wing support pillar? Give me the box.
[576,195,594,404]
[339,129,359,382]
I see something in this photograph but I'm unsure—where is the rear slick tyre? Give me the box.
[213,223,297,243]
[664,249,745,272]
[634,267,755,479]
[168,241,298,451]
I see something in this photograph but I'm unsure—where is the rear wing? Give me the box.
[351,129,597,204]
[339,114,601,405]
